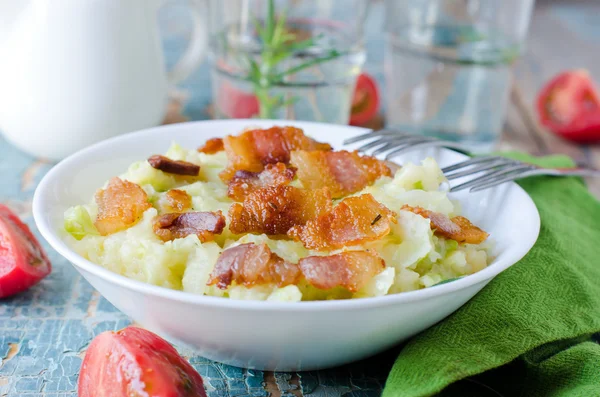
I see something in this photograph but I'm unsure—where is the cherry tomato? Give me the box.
[79,326,207,397]
[218,82,260,119]
[0,204,51,298]
[350,73,380,126]
[536,70,600,143]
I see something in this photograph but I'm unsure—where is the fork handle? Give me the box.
[547,168,600,177]
[468,166,600,192]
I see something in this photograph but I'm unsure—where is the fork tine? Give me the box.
[370,136,433,156]
[355,136,397,152]
[370,141,405,156]
[355,133,424,152]
[343,130,383,145]
[469,169,543,192]
[451,164,533,192]
[445,160,519,180]
[384,140,471,159]
[343,128,407,145]
[450,164,535,192]
[442,156,510,173]
[372,140,427,156]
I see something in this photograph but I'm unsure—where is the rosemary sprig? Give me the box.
[246,0,344,119]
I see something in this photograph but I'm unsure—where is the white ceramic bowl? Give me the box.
[33,119,540,371]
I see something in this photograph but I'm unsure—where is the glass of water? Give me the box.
[384,0,534,151]
[208,0,369,124]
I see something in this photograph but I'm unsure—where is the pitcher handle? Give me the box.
[165,0,208,85]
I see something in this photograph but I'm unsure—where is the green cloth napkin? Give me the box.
[383,153,600,397]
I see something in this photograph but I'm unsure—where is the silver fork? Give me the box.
[343,129,600,192]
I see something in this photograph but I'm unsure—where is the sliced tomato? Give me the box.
[0,204,51,298]
[218,81,260,119]
[79,326,207,397]
[350,73,380,126]
[536,70,600,143]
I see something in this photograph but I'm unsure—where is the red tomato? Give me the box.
[0,204,51,298]
[536,70,600,143]
[218,82,260,119]
[350,73,380,126]
[79,326,207,397]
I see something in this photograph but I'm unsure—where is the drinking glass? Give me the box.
[208,0,369,124]
[384,0,535,151]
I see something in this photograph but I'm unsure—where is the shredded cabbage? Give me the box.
[64,206,99,240]
[64,143,491,301]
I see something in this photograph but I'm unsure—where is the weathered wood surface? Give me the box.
[1,1,599,396]
[506,0,600,197]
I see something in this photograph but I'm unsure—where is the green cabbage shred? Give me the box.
[64,206,99,240]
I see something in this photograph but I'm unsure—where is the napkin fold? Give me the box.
[383,153,600,397]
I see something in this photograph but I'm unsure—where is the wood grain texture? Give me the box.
[510,0,600,196]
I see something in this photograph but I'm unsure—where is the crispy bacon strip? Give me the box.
[384,160,402,175]
[163,189,192,213]
[220,126,331,180]
[228,185,332,236]
[299,251,385,292]
[288,194,396,250]
[198,138,224,154]
[401,205,489,244]
[94,177,151,236]
[207,243,301,289]
[207,243,385,292]
[148,155,200,176]
[227,163,296,201]
[153,211,226,242]
[290,150,392,198]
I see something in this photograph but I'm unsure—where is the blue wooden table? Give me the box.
[1,1,599,396]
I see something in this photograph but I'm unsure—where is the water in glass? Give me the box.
[384,0,534,152]
[209,2,367,124]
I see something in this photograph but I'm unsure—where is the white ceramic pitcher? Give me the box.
[0,0,207,160]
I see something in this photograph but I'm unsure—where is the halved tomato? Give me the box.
[350,73,380,126]
[0,204,51,298]
[218,81,260,119]
[536,70,600,143]
[79,326,207,397]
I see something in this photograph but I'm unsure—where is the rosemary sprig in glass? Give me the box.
[246,0,343,119]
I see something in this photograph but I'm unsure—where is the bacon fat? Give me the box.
[290,150,391,198]
[228,185,332,236]
[401,205,488,244]
[153,211,226,242]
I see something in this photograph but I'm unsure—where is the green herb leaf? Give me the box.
[247,58,262,82]
[242,0,343,119]
[273,49,344,82]
[286,35,320,52]
[271,9,288,48]
[264,0,275,44]
[251,15,265,41]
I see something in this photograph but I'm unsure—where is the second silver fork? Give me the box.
[344,129,600,192]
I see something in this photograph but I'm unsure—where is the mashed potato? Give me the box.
[64,143,490,301]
